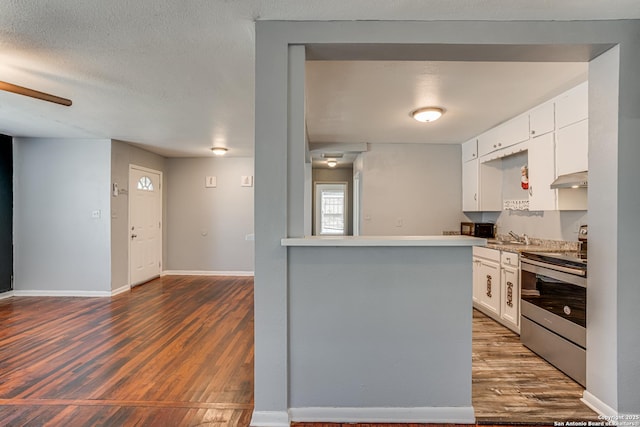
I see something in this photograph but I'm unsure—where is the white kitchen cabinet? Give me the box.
[478,258,501,316]
[498,114,530,150]
[477,115,529,159]
[530,102,555,137]
[501,265,520,331]
[477,127,499,158]
[557,118,588,176]
[556,81,588,129]
[462,138,478,162]
[462,158,479,211]
[473,247,520,334]
[528,132,557,211]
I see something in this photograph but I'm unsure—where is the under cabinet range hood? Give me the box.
[550,171,588,189]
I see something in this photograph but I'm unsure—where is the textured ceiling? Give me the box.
[1,1,639,157]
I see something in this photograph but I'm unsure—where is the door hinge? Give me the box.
[159,221,161,229]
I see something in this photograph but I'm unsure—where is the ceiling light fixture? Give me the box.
[327,159,337,168]
[211,147,228,156]
[411,107,444,123]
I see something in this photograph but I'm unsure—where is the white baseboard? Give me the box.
[13,290,112,297]
[582,390,617,417]
[162,270,254,277]
[0,290,14,300]
[250,410,290,427]
[289,406,475,424]
[111,285,131,296]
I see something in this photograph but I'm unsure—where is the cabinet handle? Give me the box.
[498,143,502,147]
[493,144,497,148]
[486,275,492,298]
[473,153,476,157]
[531,130,536,135]
[529,186,533,196]
[506,281,513,308]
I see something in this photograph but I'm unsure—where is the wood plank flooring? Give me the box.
[0,276,597,426]
[0,275,254,426]
[472,309,597,424]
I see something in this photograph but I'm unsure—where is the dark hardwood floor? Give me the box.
[0,276,597,426]
[0,275,254,426]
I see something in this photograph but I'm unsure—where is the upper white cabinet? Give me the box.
[478,115,530,158]
[477,127,499,158]
[462,138,478,162]
[528,132,557,211]
[556,81,588,129]
[498,114,530,149]
[557,118,589,176]
[530,102,555,138]
[462,159,479,211]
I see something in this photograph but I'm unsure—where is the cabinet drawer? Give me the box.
[473,246,500,262]
[501,251,519,268]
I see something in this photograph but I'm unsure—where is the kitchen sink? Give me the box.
[487,239,526,245]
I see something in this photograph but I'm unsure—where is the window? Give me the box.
[315,183,347,235]
[137,176,154,191]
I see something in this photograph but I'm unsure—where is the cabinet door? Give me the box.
[528,132,557,211]
[478,260,501,316]
[498,114,530,150]
[557,119,588,176]
[501,266,520,330]
[462,159,479,211]
[556,82,588,129]
[530,102,555,137]
[477,127,499,157]
[462,138,478,162]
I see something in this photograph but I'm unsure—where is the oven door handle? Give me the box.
[521,258,586,277]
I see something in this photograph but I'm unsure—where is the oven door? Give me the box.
[520,260,587,386]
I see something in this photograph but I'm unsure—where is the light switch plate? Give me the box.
[205,176,217,188]
[241,176,253,187]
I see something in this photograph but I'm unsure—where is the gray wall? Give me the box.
[312,166,353,235]
[288,246,472,409]
[111,140,167,291]
[361,143,466,236]
[254,19,640,420]
[14,138,111,293]
[166,157,254,272]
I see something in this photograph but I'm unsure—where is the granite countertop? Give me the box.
[486,235,580,253]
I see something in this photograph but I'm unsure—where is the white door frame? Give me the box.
[128,164,163,287]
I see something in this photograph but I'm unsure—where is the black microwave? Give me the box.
[461,222,495,238]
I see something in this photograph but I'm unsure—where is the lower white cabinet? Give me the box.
[501,265,520,331]
[473,247,520,334]
[478,258,501,316]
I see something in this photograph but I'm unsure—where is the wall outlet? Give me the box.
[91,210,101,219]
[395,217,403,227]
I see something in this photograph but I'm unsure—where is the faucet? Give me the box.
[509,231,530,245]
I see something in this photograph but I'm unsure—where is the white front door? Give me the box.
[129,166,162,286]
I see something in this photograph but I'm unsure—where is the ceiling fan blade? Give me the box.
[0,81,72,106]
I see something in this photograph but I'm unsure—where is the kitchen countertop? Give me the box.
[282,235,486,247]
[485,237,580,253]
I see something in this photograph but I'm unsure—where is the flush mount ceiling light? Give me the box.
[411,107,444,123]
[327,159,338,168]
[211,147,228,156]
